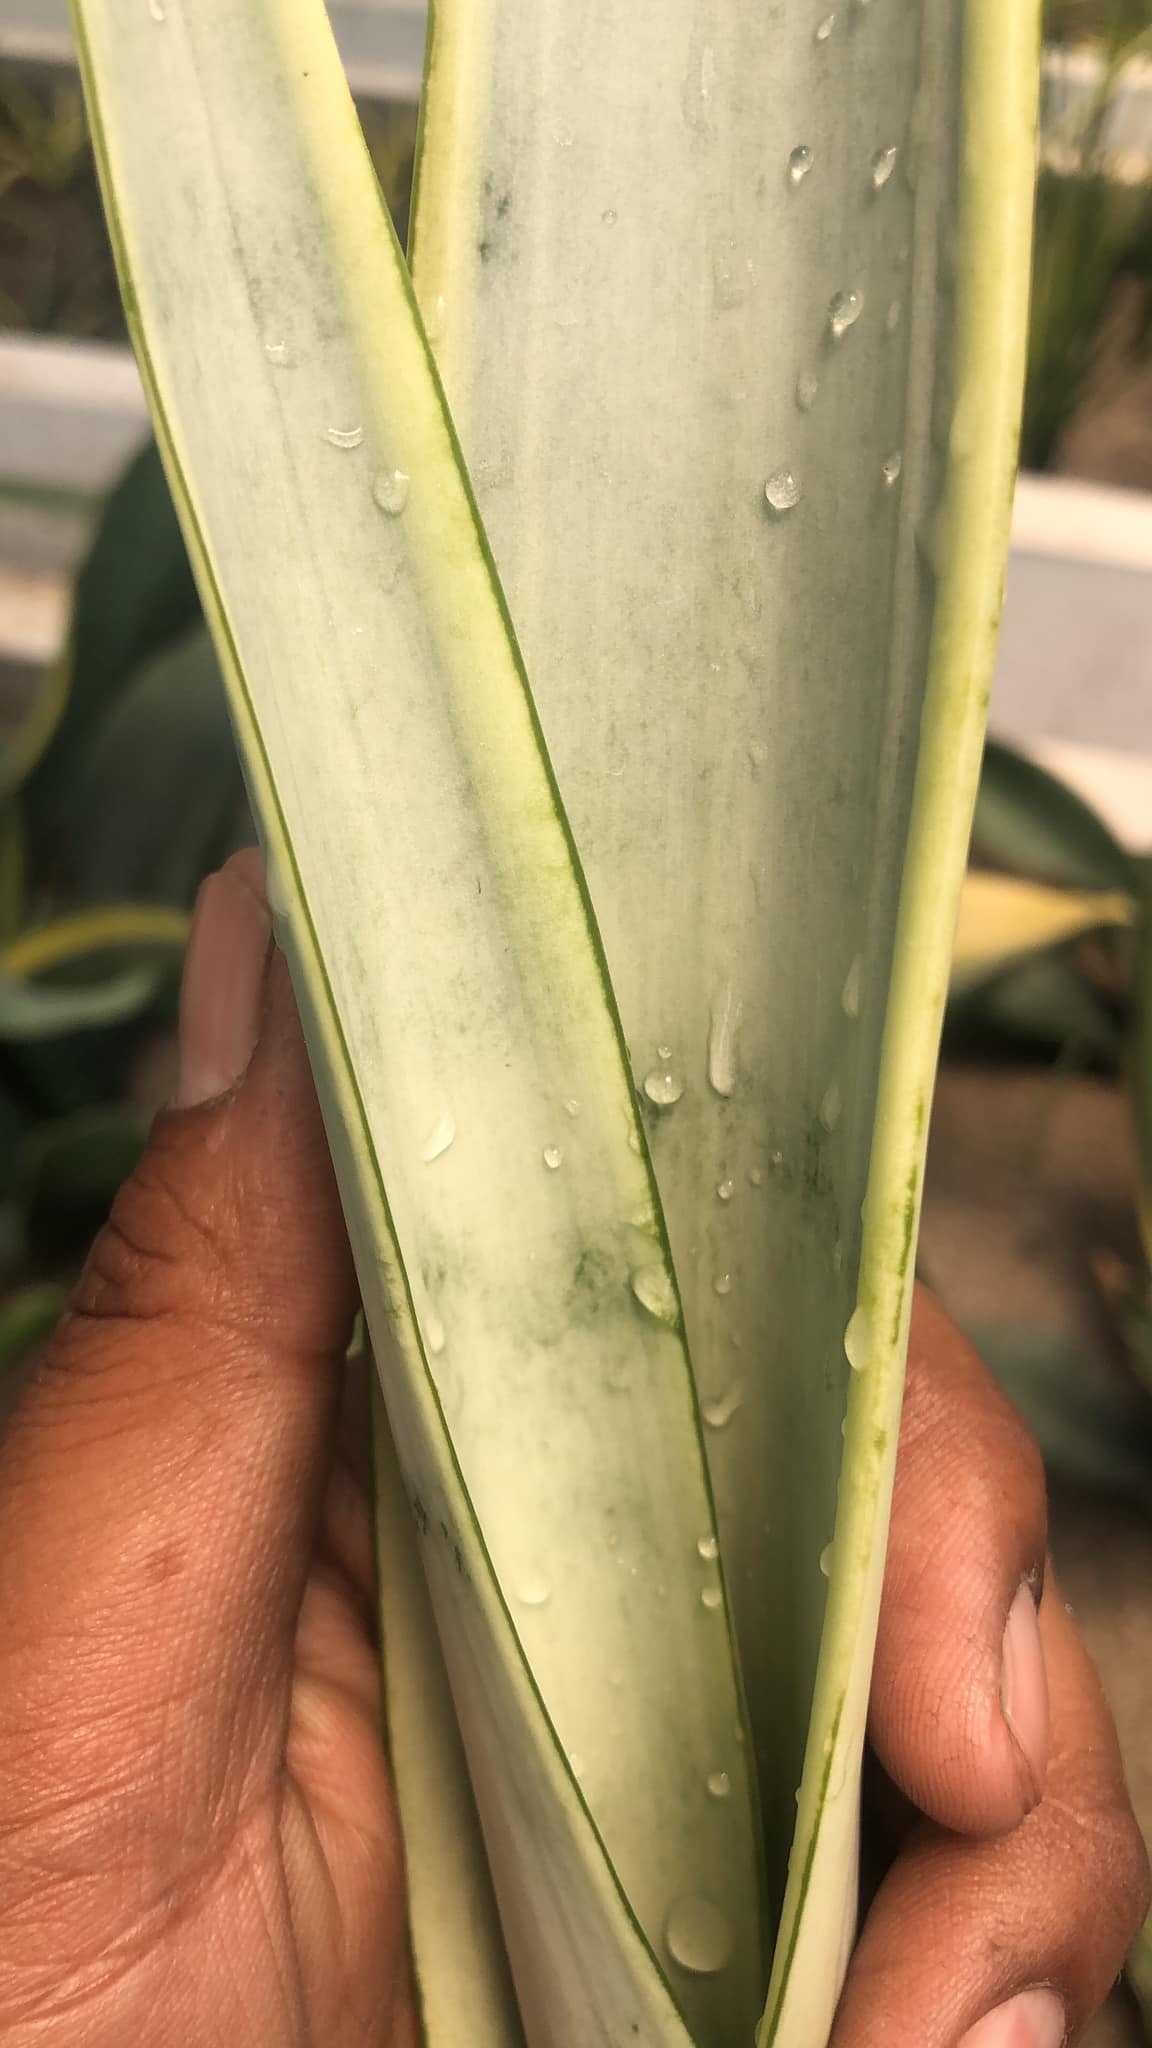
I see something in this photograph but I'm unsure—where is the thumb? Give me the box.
[0,851,358,1841]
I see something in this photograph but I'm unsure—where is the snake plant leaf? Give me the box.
[73,2,765,2042]
[972,739,1139,896]
[412,1,1038,2038]
[952,870,1135,996]
[371,1370,525,2047]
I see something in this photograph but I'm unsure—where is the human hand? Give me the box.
[0,851,1143,2047]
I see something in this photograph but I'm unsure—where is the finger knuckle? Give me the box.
[69,1136,240,1336]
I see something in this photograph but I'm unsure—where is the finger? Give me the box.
[835,1577,1150,2048]
[0,852,358,1836]
[870,1286,1049,1836]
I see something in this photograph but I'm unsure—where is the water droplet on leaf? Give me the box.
[425,1313,446,1356]
[828,290,864,340]
[708,984,741,1097]
[870,145,898,190]
[842,954,863,1017]
[819,1543,834,1578]
[326,424,364,450]
[716,1179,734,1203]
[517,1572,552,1608]
[697,1534,720,1562]
[630,1266,679,1327]
[765,467,802,513]
[703,1383,744,1429]
[421,1110,456,1162]
[644,1064,685,1107]
[713,1271,733,1297]
[814,12,835,41]
[543,1145,563,1171]
[845,1304,872,1372]
[700,1585,723,1611]
[882,451,903,487]
[787,145,814,186]
[707,1771,732,1800]
[373,468,410,515]
[666,1895,733,1975]
[795,370,819,412]
[820,1082,842,1132]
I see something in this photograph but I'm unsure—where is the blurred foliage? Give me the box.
[1024,0,1152,468]
[0,63,418,337]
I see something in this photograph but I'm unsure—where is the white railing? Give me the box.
[0,0,428,100]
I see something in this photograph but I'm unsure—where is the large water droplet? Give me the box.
[425,1313,446,1356]
[828,290,864,341]
[708,984,741,1097]
[704,1383,744,1430]
[630,1265,679,1327]
[517,1571,552,1609]
[870,145,898,190]
[542,1145,563,1172]
[421,1110,456,1162]
[819,1543,835,1578]
[712,239,755,311]
[697,1534,720,1562]
[643,1063,685,1107]
[716,1179,734,1203]
[787,145,814,187]
[666,1895,733,1975]
[326,424,364,449]
[373,468,410,516]
[707,1770,732,1801]
[842,955,863,1018]
[814,12,836,40]
[765,467,802,514]
[844,1304,872,1373]
[700,1585,723,1611]
[882,451,903,488]
[795,370,820,413]
[820,1082,842,1132]
[713,1271,733,1297]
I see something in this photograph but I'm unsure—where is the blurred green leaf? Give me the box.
[0,803,23,941]
[12,1114,144,1220]
[969,1318,1152,1502]
[23,440,200,848]
[945,947,1122,1062]
[56,627,244,907]
[0,1282,67,1373]
[973,741,1139,895]
[0,902,187,1042]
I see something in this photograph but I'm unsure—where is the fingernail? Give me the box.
[958,1988,1065,2048]
[176,864,271,1107]
[1000,1580,1050,1804]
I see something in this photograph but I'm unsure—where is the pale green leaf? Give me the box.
[412,1,1039,2040]
[73,2,764,2040]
